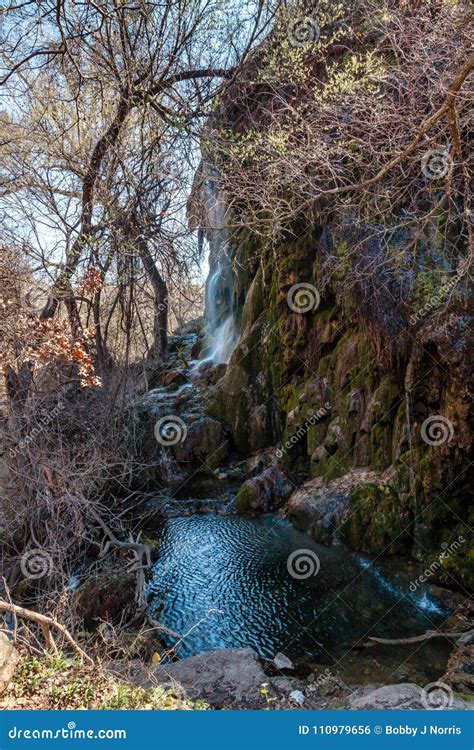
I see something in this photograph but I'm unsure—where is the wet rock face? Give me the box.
[207,313,281,456]
[202,219,472,566]
[172,415,228,470]
[286,468,411,555]
[340,482,412,556]
[235,465,293,514]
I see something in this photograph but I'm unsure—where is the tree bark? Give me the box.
[137,235,168,359]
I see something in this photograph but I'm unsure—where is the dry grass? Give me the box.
[2,651,209,710]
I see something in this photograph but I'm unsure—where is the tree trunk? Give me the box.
[137,235,168,359]
[41,96,130,322]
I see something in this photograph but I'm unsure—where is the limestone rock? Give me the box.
[287,469,379,544]
[162,370,189,387]
[287,467,410,555]
[348,683,471,710]
[0,632,19,695]
[146,648,267,708]
[236,465,292,514]
[273,652,294,670]
[289,689,305,705]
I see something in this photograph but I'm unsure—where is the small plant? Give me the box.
[260,682,277,709]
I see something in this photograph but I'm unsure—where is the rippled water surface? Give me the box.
[148,514,446,661]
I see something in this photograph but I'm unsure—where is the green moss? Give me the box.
[312,454,343,481]
[235,481,259,513]
[341,483,411,555]
[441,547,474,594]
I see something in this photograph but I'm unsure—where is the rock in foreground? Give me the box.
[348,683,472,710]
[145,649,267,708]
[0,633,19,696]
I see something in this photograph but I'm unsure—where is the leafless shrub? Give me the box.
[201,0,472,329]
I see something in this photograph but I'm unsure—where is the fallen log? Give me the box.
[365,629,467,647]
[0,599,94,665]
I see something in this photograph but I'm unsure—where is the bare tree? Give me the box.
[1,0,279,337]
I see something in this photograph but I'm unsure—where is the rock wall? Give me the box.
[201,212,472,577]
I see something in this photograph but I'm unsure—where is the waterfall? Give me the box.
[202,261,237,364]
[195,166,238,366]
[205,315,238,365]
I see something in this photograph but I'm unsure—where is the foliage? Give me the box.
[5,652,208,710]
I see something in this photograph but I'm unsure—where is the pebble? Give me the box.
[289,690,305,706]
[273,652,294,670]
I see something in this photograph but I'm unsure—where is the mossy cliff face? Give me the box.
[205,223,472,574]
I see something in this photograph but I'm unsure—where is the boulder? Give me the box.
[146,648,267,708]
[172,416,228,470]
[273,652,294,670]
[288,469,379,543]
[236,465,293,514]
[289,689,305,705]
[0,632,19,695]
[74,567,137,629]
[162,370,189,387]
[348,683,472,710]
[245,447,279,477]
[287,467,410,555]
[443,642,474,694]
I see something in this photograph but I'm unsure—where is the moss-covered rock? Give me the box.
[236,465,293,514]
[200,167,471,562]
[74,567,136,629]
[440,547,474,594]
[340,482,412,555]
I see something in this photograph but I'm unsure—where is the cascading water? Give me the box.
[205,315,238,365]
[192,166,239,367]
[201,261,238,365]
